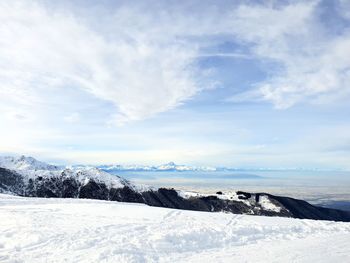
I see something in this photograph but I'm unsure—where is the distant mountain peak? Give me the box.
[99,162,217,172]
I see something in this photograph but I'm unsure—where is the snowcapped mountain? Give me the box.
[1,155,350,222]
[0,155,143,198]
[0,155,127,185]
[99,162,337,172]
[0,155,61,171]
[99,161,217,172]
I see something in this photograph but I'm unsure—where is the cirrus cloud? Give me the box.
[228,1,350,108]
[0,1,203,125]
[2,0,350,125]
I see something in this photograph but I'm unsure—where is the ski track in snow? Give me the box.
[0,194,349,263]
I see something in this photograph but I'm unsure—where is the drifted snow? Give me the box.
[0,194,349,263]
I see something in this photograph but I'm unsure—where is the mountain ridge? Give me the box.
[1,155,350,222]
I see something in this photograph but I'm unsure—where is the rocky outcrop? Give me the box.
[0,167,25,195]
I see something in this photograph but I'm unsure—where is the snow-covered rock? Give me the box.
[0,155,140,193]
[62,167,128,189]
[178,190,282,213]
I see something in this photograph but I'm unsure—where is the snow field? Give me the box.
[0,194,349,263]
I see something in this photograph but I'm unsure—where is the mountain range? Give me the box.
[1,155,350,222]
[98,162,217,172]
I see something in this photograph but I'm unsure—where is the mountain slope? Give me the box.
[0,194,349,263]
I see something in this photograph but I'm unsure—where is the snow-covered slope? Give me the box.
[0,194,349,263]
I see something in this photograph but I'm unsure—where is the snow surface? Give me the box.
[0,194,349,263]
[259,195,281,212]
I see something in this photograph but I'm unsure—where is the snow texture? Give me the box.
[259,195,282,212]
[0,194,349,263]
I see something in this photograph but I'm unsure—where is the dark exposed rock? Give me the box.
[0,167,25,195]
[62,178,80,198]
[109,186,144,203]
[79,180,109,200]
[237,191,252,199]
[35,177,62,198]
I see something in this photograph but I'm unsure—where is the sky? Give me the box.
[0,0,350,169]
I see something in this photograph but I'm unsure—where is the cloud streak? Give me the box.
[1,1,350,169]
[0,1,203,124]
[2,1,349,122]
[228,1,350,108]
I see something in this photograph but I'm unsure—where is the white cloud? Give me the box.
[1,1,350,168]
[63,113,80,123]
[2,1,348,123]
[228,1,350,108]
[0,1,203,124]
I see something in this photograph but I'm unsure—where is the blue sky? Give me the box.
[0,0,350,169]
